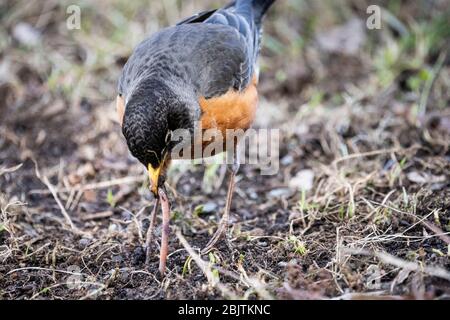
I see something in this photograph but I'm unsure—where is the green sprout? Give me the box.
[106,189,116,208]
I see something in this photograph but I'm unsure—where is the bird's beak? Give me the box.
[148,164,162,196]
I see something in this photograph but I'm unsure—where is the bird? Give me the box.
[116,0,276,276]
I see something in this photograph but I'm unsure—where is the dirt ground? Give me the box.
[1,0,450,299]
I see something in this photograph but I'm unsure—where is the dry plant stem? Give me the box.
[158,188,170,276]
[344,248,450,281]
[145,198,160,265]
[43,176,76,230]
[421,219,450,246]
[176,229,237,299]
[29,175,144,195]
[202,170,235,254]
[371,201,450,245]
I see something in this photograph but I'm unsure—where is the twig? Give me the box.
[8,266,84,276]
[29,175,145,195]
[332,148,401,169]
[421,218,450,246]
[175,229,238,299]
[42,175,78,231]
[0,163,23,176]
[343,247,450,281]
[80,211,113,221]
[333,291,406,300]
[33,160,78,231]
[370,201,450,245]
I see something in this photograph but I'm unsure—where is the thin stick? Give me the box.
[370,201,450,245]
[29,175,144,195]
[80,210,113,221]
[33,160,86,234]
[343,248,450,281]
[8,266,84,276]
[0,163,23,176]
[43,176,77,231]
[332,148,401,168]
[145,198,160,265]
[158,188,170,276]
[175,229,237,299]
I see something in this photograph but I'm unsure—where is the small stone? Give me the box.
[201,202,218,214]
[258,241,268,247]
[248,190,258,200]
[112,255,123,264]
[78,238,91,248]
[289,169,315,191]
[13,23,41,46]
[108,223,118,232]
[281,154,294,166]
[268,188,292,199]
[121,211,132,221]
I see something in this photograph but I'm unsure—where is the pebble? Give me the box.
[268,188,292,199]
[12,23,41,46]
[281,154,294,166]
[121,211,132,221]
[248,191,258,200]
[201,202,218,214]
[289,169,315,191]
[257,241,268,247]
[112,255,123,264]
[78,238,91,248]
[108,223,118,232]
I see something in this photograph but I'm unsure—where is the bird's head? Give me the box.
[121,88,172,196]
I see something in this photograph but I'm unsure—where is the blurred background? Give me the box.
[1,0,449,300]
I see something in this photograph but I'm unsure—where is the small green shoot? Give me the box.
[106,189,116,208]
[208,252,220,282]
[193,205,204,217]
[182,256,192,277]
[171,210,183,222]
[288,236,308,256]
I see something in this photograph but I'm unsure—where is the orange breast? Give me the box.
[199,75,258,135]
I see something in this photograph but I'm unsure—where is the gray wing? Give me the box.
[119,6,260,100]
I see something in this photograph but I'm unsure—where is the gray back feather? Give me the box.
[118,2,264,102]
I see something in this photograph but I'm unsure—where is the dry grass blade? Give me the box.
[371,201,450,245]
[343,248,450,281]
[331,148,401,169]
[0,163,23,176]
[29,175,145,195]
[33,161,85,236]
[333,291,407,300]
[175,229,238,299]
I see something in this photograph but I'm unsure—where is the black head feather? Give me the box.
[122,81,170,169]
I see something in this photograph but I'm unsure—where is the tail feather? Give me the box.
[235,0,276,24]
[251,0,276,22]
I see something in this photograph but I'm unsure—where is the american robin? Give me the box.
[117,0,276,275]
